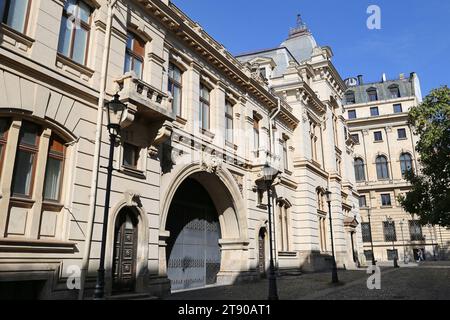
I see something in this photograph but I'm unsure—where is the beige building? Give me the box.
[344,74,450,264]
[0,1,362,299]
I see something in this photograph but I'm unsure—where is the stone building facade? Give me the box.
[0,0,362,299]
[344,74,450,264]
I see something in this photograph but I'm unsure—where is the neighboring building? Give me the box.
[0,1,362,299]
[344,73,450,264]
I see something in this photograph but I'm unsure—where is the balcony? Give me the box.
[116,73,175,122]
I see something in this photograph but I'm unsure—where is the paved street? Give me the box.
[166,262,450,300]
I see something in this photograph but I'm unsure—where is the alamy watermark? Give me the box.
[66,265,81,290]
[367,5,381,30]
[366,265,381,290]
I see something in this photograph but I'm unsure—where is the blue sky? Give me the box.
[173,0,450,95]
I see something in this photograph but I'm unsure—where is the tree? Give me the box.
[399,86,450,227]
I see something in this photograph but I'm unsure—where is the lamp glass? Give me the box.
[106,94,127,132]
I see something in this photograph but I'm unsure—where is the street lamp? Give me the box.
[325,189,339,284]
[386,216,399,268]
[261,163,280,300]
[367,208,377,266]
[399,220,408,264]
[94,94,127,299]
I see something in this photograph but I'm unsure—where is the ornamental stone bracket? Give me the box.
[124,190,143,208]
[200,153,223,175]
[148,121,174,157]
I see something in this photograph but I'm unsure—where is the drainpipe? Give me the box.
[269,97,282,157]
[78,0,118,300]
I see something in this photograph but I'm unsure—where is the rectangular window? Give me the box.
[199,84,210,131]
[124,32,145,79]
[123,143,140,169]
[1,0,31,33]
[398,128,407,139]
[374,131,383,142]
[57,0,92,65]
[393,104,403,113]
[225,100,233,143]
[350,134,360,144]
[168,63,183,118]
[387,249,398,261]
[0,118,10,181]
[383,221,397,242]
[43,136,65,201]
[370,107,379,117]
[282,138,289,170]
[12,121,40,197]
[361,223,372,243]
[253,117,260,152]
[359,195,367,208]
[381,194,392,206]
[348,110,357,119]
[409,220,424,241]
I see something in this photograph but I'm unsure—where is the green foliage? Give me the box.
[399,86,450,227]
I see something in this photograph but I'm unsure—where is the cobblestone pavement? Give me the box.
[166,262,450,300]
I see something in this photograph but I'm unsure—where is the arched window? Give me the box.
[354,158,366,182]
[389,85,401,99]
[376,156,390,180]
[345,91,356,104]
[367,88,378,102]
[400,153,413,176]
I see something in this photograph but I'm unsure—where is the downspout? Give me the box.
[78,0,118,300]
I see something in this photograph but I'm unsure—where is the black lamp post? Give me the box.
[94,94,127,300]
[386,216,399,268]
[325,189,339,284]
[367,208,376,266]
[261,164,280,300]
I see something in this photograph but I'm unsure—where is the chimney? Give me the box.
[399,73,405,80]
[382,73,387,82]
[357,75,363,85]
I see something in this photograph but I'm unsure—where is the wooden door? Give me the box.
[112,210,138,293]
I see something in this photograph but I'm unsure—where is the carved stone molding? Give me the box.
[148,121,173,157]
[124,190,143,208]
[201,154,223,175]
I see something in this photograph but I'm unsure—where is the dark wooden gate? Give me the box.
[112,209,138,293]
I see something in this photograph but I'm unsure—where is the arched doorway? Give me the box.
[112,208,139,294]
[166,178,221,291]
[258,228,267,278]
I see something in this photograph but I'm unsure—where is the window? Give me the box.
[354,158,366,182]
[350,134,360,144]
[253,116,260,152]
[199,84,210,131]
[367,88,378,101]
[12,121,40,197]
[387,249,399,261]
[409,220,424,241]
[0,0,31,33]
[123,143,140,169]
[259,67,267,79]
[318,215,327,252]
[348,110,357,119]
[0,118,9,180]
[359,195,367,208]
[345,91,356,104]
[124,32,145,79]
[400,153,413,176]
[317,189,325,212]
[57,0,92,65]
[168,63,183,118]
[398,128,407,139]
[43,135,65,201]
[277,204,290,252]
[374,131,383,142]
[376,156,390,180]
[389,85,401,99]
[370,107,379,117]
[393,104,403,113]
[225,100,233,143]
[309,121,319,162]
[381,194,392,206]
[282,138,289,170]
[383,221,397,242]
[362,223,372,243]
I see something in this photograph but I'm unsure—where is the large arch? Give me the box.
[159,163,250,289]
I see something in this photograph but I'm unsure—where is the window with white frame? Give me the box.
[225,100,234,144]
[0,0,32,33]
[124,32,145,79]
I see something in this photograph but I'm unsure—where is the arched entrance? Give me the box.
[112,208,139,293]
[166,178,221,291]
